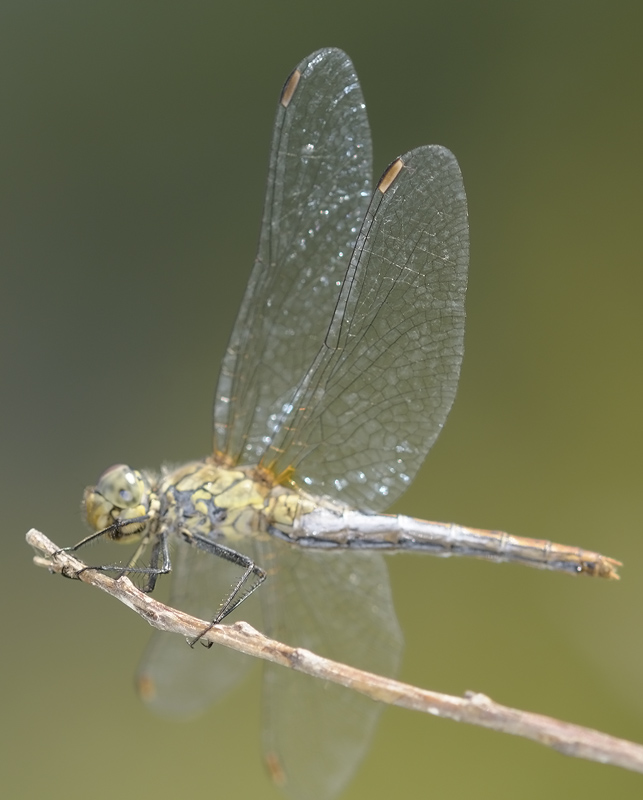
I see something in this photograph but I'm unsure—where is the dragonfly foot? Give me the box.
[188,622,216,648]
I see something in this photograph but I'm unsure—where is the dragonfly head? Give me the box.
[84,464,153,540]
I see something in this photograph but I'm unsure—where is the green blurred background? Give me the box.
[3,1,643,797]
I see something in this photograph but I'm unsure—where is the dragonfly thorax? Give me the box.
[156,460,274,541]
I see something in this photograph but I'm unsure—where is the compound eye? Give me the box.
[95,464,144,509]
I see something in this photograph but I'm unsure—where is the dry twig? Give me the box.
[27,527,643,775]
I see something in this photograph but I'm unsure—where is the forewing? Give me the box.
[214,48,372,464]
[255,536,403,800]
[136,536,258,717]
[264,146,468,511]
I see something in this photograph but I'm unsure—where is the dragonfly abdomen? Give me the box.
[286,507,621,579]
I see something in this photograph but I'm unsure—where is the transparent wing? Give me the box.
[136,536,259,718]
[264,146,468,511]
[254,536,403,800]
[214,48,372,464]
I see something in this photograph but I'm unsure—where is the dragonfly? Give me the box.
[63,48,620,800]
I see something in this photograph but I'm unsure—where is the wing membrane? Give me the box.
[264,146,468,510]
[255,537,402,800]
[214,48,372,464]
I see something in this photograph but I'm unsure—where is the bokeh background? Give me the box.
[3,1,643,798]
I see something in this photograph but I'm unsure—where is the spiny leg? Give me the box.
[179,529,266,647]
[54,517,172,590]
[111,528,171,593]
[54,515,150,555]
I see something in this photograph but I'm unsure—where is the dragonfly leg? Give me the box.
[54,515,150,555]
[139,530,171,592]
[54,516,152,580]
[108,529,171,593]
[179,529,266,647]
[55,522,172,590]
